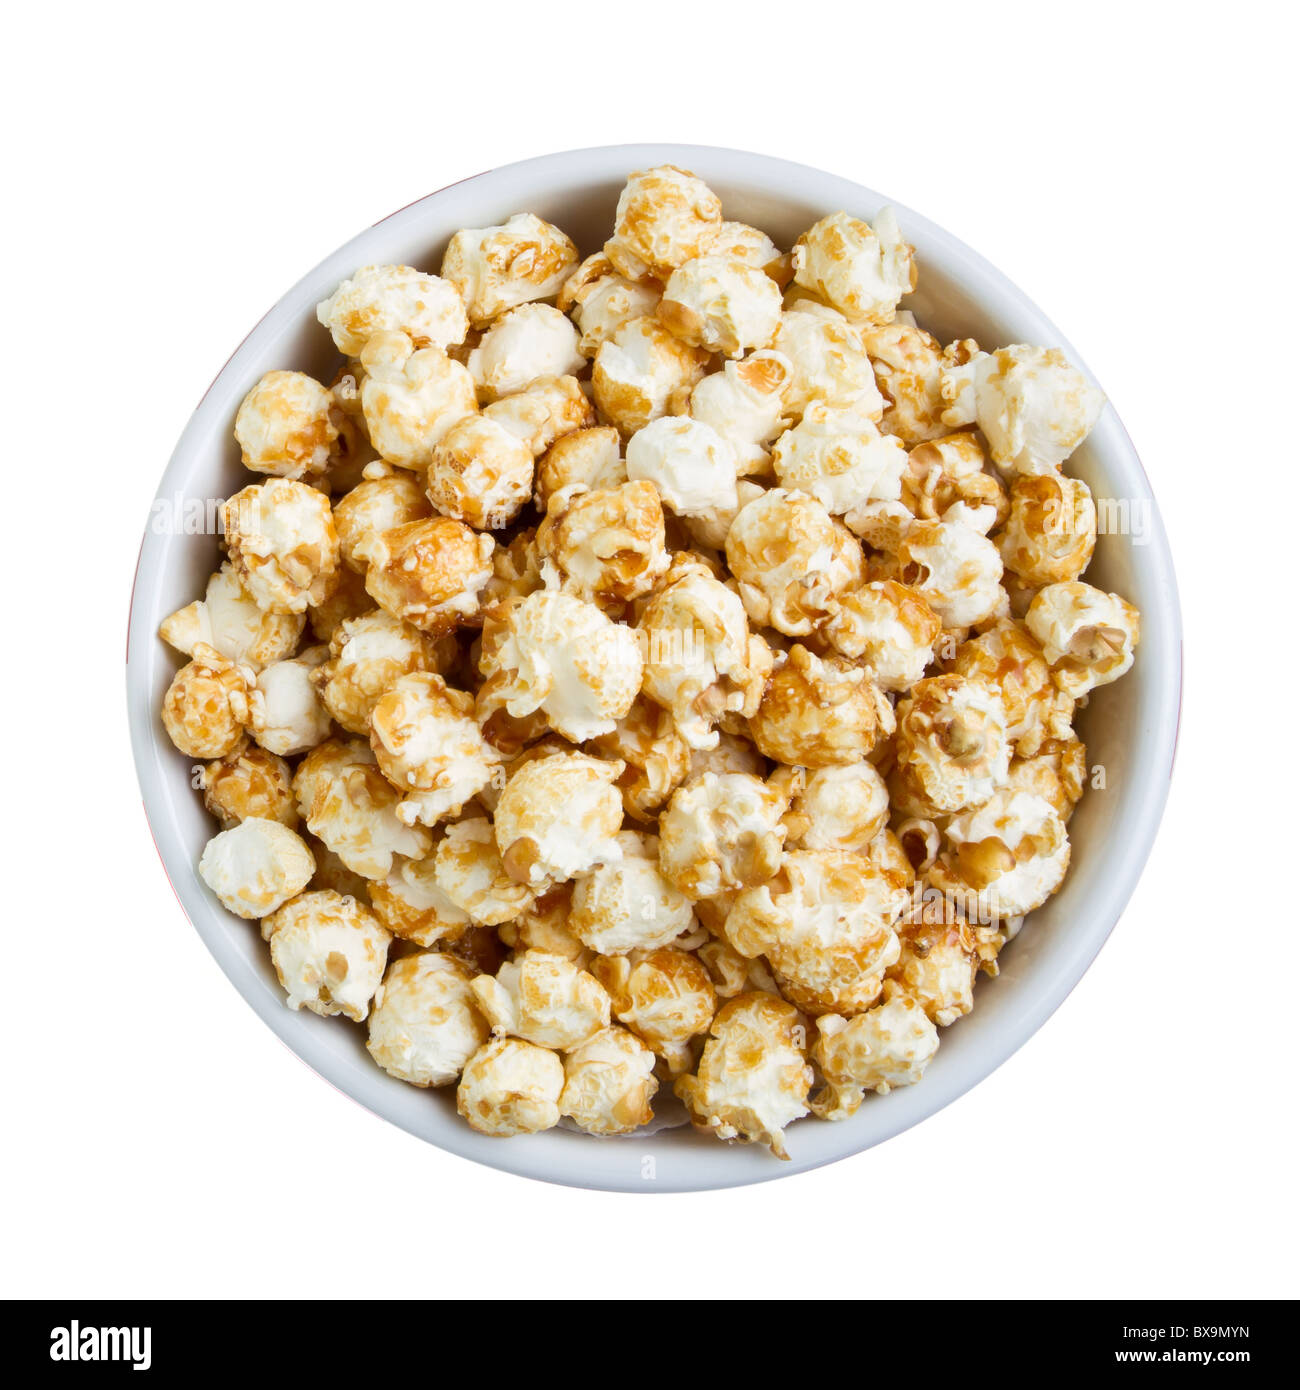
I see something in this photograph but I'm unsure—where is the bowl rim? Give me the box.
[126,142,1182,1193]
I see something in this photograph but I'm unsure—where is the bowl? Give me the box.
[126,144,1182,1192]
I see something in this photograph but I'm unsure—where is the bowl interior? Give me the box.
[127,145,1181,1192]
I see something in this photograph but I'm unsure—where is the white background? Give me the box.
[3,0,1295,1301]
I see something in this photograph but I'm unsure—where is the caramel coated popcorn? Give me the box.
[162,165,1138,1160]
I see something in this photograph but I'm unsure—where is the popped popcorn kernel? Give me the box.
[896,517,1005,629]
[777,760,889,853]
[996,473,1097,586]
[161,642,252,759]
[536,480,670,605]
[626,415,739,519]
[605,165,723,281]
[560,1026,659,1135]
[658,771,788,900]
[198,817,315,919]
[367,850,471,946]
[483,374,594,456]
[890,674,1010,817]
[332,464,432,572]
[588,696,691,824]
[689,349,792,473]
[471,949,611,1051]
[313,608,444,736]
[771,401,908,515]
[658,253,783,358]
[559,252,662,358]
[467,302,586,403]
[361,516,494,636]
[359,330,477,470]
[592,316,709,438]
[948,620,1074,756]
[159,562,304,670]
[792,208,916,326]
[591,947,717,1073]
[317,263,468,356]
[570,833,696,954]
[234,369,338,481]
[810,982,939,1119]
[434,817,537,926]
[534,425,626,506]
[201,744,297,830]
[426,412,534,530]
[1024,581,1140,698]
[773,301,883,419]
[457,1036,564,1136]
[366,952,488,1087]
[442,212,579,327]
[823,579,941,691]
[223,478,339,616]
[263,890,391,1022]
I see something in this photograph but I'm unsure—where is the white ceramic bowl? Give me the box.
[127,144,1181,1192]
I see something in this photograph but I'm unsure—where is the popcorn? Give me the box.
[778,761,889,853]
[605,165,723,281]
[534,426,626,505]
[792,208,916,325]
[313,608,443,735]
[434,817,537,926]
[332,464,431,571]
[591,316,709,438]
[471,949,611,1050]
[316,263,468,356]
[570,833,695,954]
[900,431,1007,526]
[223,479,339,615]
[161,643,251,759]
[823,579,941,691]
[705,221,791,282]
[536,480,669,605]
[725,488,866,636]
[626,415,738,519]
[724,850,905,1016]
[296,738,431,879]
[591,947,717,1073]
[771,401,907,514]
[996,473,1097,586]
[810,983,939,1119]
[930,789,1071,919]
[637,557,772,750]
[859,321,950,444]
[674,992,812,1159]
[457,1037,564,1136]
[159,562,304,670]
[234,370,338,480]
[773,302,883,419]
[358,330,477,470]
[896,518,1005,629]
[368,850,471,946]
[361,517,494,635]
[467,303,585,404]
[749,644,894,768]
[558,253,662,357]
[890,907,978,1028]
[483,374,594,455]
[658,253,782,358]
[588,697,690,823]
[948,620,1074,756]
[369,672,502,826]
[560,1026,659,1135]
[658,772,788,899]
[198,817,315,919]
[201,744,296,830]
[477,589,643,742]
[366,952,488,1087]
[492,751,624,890]
[942,345,1105,475]
[426,413,534,531]
[689,350,792,472]
[441,212,579,328]
[1025,581,1140,698]
[263,890,390,1021]
[891,674,1010,817]
[247,645,331,756]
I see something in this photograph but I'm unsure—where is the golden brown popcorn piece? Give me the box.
[890,673,1010,817]
[900,432,1008,526]
[657,771,788,900]
[161,643,252,759]
[776,760,889,853]
[198,817,316,920]
[792,209,916,326]
[434,817,537,927]
[317,264,469,356]
[1025,581,1140,699]
[426,413,534,531]
[592,316,710,438]
[483,374,595,457]
[366,952,487,1087]
[234,369,339,481]
[332,463,432,572]
[996,473,1097,587]
[471,949,611,1051]
[810,982,939,1119]
[201,744,297,830]
[442,212,579,328]
[457,1037,564,1136]
[588,697,691,824]
[1003,736,1087,823]
[605,165,723,281]
[537,480,670,606]
[559,252,662,358]
[222,478,340,616]
[262,890,390,1021]
[591,948,717,1075]
[312,609,444,736]
[889,901,979,1028]
[367,849,471,947]
[658,253,783,359]
[358,330,477,471]
[361,517,494,636]
[822,579,941,692]
[948,620,1074,757]
[773,302,881,419]
[560,1026,659,1135]
[534,426,626,506]
[570,833,696,955]
[159,562,305,670]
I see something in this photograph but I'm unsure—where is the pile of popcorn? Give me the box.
[159,165,1140,1159]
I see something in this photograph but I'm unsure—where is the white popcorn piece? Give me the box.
[996,473,1097,587]
[247,645,331,756]
[198,817,315,919]
[689,349,792,472]
[312,608,443,736]
[824,579,941,691]
[223,478,339,616]
[810,983,939,1119]
[725,849,905,1016]
[931,789,1071,919]
[570,834,696,954]
[890,906,979,1028]
[896,517,1005,629]
[590,948,717,1073]
[891,674,1011,817]
[675,992,812,1160]
[434,817,537,926]
[1025,581,1140,698]
[658,253,783,358]
[625,415,739,519]
[792,208,916,326]
[332,464,431,572]
[471,949,611,1051]
[773,302,883,419]
[859,321,951,444]
[476,589,643,743]
[560,1026,659,1135]
[536,480,669,605]
[591,316,709,438]
[426,412,534,531]
[262,889,391,1022]
[457,1037,565,1136]
[483,374,594,456]
[358,330,477,471]
[899,430,1006,524]
[368,851,471,947]
[605,165,723,281]
[637,557,772,751]
[949,620,1075,757]
[779,761,890,853]
[658,772,788,900]
[558,252,662,358]
[366,952,488,1087]
[317,264,468,356]
[160,562,305,671]
[361,517,495,636]
[534,426,626,506]
[369,672,502,827]
[492,751,625,890]
[771,401,907,514]
[467,303,585,402]
[161,643,252,759]
[234,369,338,481]
[201,745,296,830]
[441,212,579,328]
